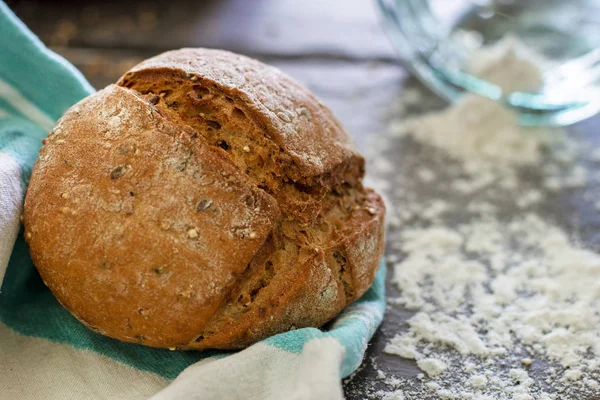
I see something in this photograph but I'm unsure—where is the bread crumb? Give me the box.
[60,192,69,199]
[521,358,533,366]
[248,231,258,239]
[242,145,251,152]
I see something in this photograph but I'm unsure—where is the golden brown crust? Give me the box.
[24,85,279,347]
[119,48,358,181]
[24,48,385,350]
[195,191,385,349]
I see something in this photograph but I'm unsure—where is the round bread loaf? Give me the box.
[23,48,385,350]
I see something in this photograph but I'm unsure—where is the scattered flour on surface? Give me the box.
[416,167,436,183]
[363,35,600,400]
[416,358,447,377]
[468,374,488,389]
[383,215,600,398]
[515,190,542,208]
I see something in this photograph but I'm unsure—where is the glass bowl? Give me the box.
[377,0,600,126]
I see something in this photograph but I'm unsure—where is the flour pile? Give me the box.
[354,37,600,400]
[388,37,550,173]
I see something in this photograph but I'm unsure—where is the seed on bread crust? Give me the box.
[110,165,128,180]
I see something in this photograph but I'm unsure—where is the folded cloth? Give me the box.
[0,2,386,399]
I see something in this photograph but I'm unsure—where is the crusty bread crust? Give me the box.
[121,48,357,180]
[24,48,385,350]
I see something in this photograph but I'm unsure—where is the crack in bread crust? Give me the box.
[119,71,365,223]
[118,63,382,348]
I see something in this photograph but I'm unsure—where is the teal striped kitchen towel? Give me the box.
[0,2,386,399]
